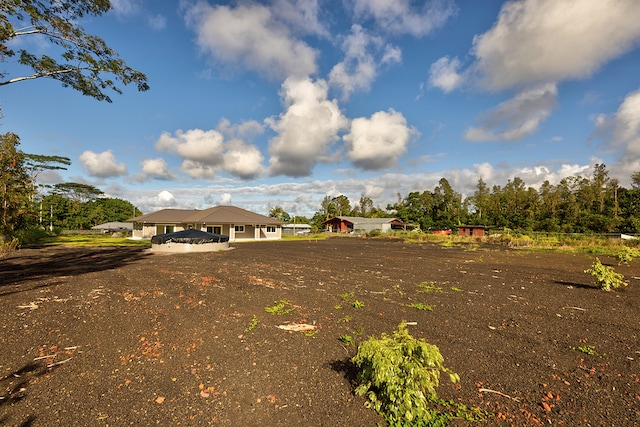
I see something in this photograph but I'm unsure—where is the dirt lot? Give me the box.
[1,237,639,426]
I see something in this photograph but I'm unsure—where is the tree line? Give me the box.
[1,1,148,245]
[0,132,140,241]
[271,164,640,234]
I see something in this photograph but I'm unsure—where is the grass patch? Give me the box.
[417,281,443,293]
[265,300,295,315]
[40,234,151,247]
[405,303,434,311]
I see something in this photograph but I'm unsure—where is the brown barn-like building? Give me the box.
[457,225,486,237]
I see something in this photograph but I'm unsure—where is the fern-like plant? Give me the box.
[352,323,459,426]
[584,258,628,291]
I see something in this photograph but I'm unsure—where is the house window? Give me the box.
[266,226,276,233]
[207,226,222,234]
[164,225,174,233]
[234,225,245,233]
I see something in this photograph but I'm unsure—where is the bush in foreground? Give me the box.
[585,258,628,291]
[352,323,462,426]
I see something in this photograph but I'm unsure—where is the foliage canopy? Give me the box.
[0,0,149,102]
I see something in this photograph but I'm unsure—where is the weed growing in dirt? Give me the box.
[265,300,295,315]
[352,300,365,309]
[418,281,443,293]
[392,284,405,296]
[405,303,434,311]
[334,304,343,309]
[340,292,354,301]
[616,246,639,265]
[352,323,461,426]
[339,334,354,346]
[570,344,605,357]
[584,258,628,291]
[450,287,462,292]
[244,315,259,332]
[338,315,352,323]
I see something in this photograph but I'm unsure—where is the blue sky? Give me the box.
[2,0,640,217]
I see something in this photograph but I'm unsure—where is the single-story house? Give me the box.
[458,225,486,237]
[282,223,312,236]
[322,216,417,234]
[91,221,133,233]
[127,205,284,242]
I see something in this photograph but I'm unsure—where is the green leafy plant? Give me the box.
[334,304,343,310]
[584,258,628,291]
[340,291,354,301]
[450,287,462,292]
[352,323,460,426]
[338,315,352,323]
[265,300,295,315]
[244,315,259,332]
[418,282,443,293]
[339,334,354,346]
[570,344,605,357]
[405,303,434,311]
[616,246,639,265]
[352,300,365,309]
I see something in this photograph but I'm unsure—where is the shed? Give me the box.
[322,216,417,234]
[457,225,486,237]
[282,223,312,236]
[91,221,133,233]
[151,229,230,253]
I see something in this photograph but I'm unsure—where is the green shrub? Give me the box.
[584,258,628,291]
[352,323,459,426]
[616,246,639,265]
[13,227,50,246]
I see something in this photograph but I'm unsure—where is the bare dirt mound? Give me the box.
[1,238,638,426]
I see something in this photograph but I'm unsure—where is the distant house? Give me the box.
[91,221,133,233]
[127,205,284,242]
[282,223,312,236]
[322,216,417,234]
[457,225,486,237]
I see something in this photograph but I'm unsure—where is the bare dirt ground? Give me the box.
[1,237,639,426]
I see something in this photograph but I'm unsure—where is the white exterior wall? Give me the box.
[132,222,281,241]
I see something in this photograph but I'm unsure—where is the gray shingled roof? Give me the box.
[128,206,283,225]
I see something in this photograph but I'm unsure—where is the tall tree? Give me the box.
[332,195,351,217]
[470,177,490,223]
[268,206,290,222]
[433,178,459,228]
[0,133,30,238]
[52,182,103,203]
[0,0,149,102]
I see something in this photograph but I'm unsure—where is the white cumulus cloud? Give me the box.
[428,56,464,93]
[329,25,401,100]
[465,84,557,142]
[266,77,349,177]
[157,190,175,207]
[471,0,640,90]
[79,150,128,178]
[352,0,457,37]
[183,1,318,80]
[344,109,417,170]
[132,158,176,182]
[223,140,266,180]
[156,128,225,164]
[594,88,640,179]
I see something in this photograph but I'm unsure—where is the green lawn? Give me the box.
[40,234,151,248]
